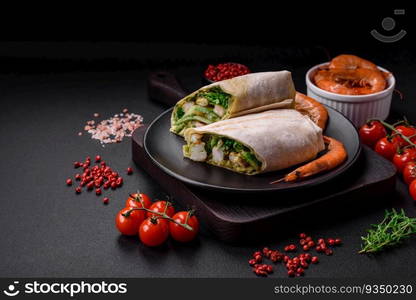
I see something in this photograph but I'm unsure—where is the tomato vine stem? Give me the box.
[123,207,194,231]
[369,119,416,149]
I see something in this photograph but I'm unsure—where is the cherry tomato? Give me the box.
[395,126,416,146]
[147,201,175,218]
[139,217,169,247]
[403,162,416,185]
[393,148,416,173]
[359,121,387,148]
[115,207,146,236]
[126,193,152,209]
[169,211,200,242]
[409,179,416,201]
[374,136,400,161]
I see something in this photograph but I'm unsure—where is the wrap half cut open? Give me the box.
[183,109,325,175]
[170,71,296,136]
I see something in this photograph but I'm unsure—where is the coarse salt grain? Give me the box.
[83,110,143,146]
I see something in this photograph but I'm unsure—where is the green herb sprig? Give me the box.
[359,209,416,254]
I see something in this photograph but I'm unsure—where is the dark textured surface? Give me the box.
[1,46,416,278]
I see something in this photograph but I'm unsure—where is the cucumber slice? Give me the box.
[174,114,212,126]
[188,106,220,121]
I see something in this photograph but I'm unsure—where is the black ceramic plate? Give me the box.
[144,107,361,192]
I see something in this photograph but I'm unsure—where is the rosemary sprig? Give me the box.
[359,209,416,254]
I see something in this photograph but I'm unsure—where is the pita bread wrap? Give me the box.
[183,109,325,175]
[171,71,296,135]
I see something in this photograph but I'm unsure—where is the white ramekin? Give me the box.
[305,63,395,127]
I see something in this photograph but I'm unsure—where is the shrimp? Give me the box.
[212,146,224,162]
[329,54,379,71]
[314,68,386,95]
[295,92,328,130]
[189,143,207,161]
[271,136,347,183]
[328,54,390,79]
[213,105,225,117]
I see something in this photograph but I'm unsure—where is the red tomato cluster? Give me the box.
[115,193,199,246]
[359,120,416,201]
[204,63,250,82]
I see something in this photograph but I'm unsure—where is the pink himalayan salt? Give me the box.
[83,111,143,145]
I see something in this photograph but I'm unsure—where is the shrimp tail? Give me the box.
[271,136,347,183]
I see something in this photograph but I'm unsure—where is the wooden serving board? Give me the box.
[132,126,397,243]
[131,71,397,243]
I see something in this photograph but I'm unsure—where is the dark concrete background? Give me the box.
[0,49,415,278]
[0,6,415,278]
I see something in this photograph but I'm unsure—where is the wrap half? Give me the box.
[170,71,296,136]
[183,109,325,175]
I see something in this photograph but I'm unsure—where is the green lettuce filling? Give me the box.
[197,135,261,173]
[200,87,231,109]
[172,87,231,134]
[187,106,220,122]
[176,107,185,120]
[240,151,261,169]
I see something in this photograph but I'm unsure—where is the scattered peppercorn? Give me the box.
[325,249,333,256]
[248,233,343,277]
[296,267,304,276]
[252,264,273,277]
[68,156,125,203]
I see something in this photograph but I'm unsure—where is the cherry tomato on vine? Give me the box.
[374,136,400,161]
[393,148,416,173]
[126,193,152,209]
[139,217,169,247]
[169,211,199,242]
[147,201,175,218]
[359,121,387,148]
[115,207,146,236]
[409,179,416,201]
[395,126,416,146]
[403,162,416,185]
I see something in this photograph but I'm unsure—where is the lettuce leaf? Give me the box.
[176,107,185,120]
[202,87,230,108]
